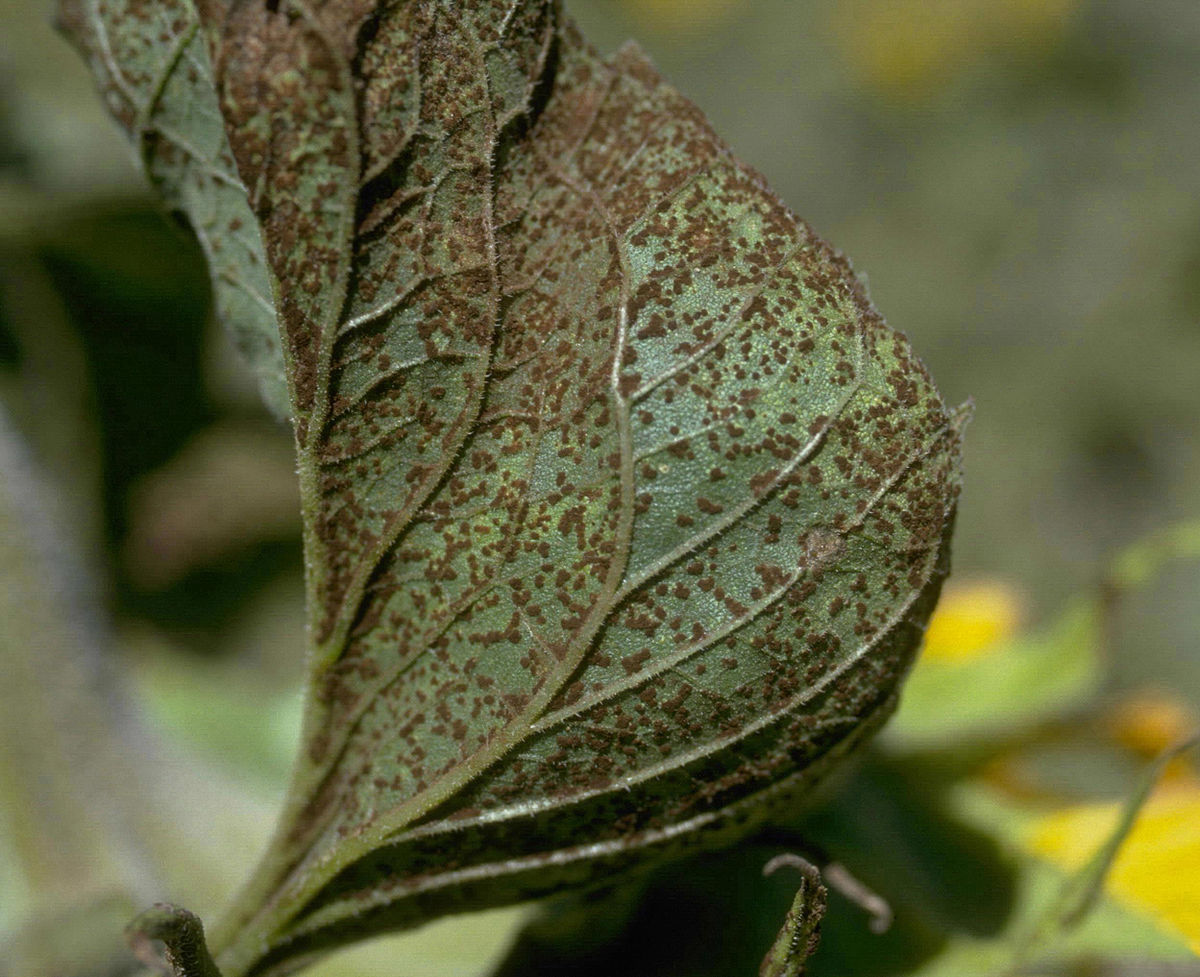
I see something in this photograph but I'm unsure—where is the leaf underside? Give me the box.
[60,1,965,974]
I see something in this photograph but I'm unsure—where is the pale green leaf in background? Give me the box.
[886,598,1103,752]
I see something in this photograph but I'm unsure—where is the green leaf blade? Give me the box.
[62,1,965,973]
[227,16,962,972]
[58,0,289,417]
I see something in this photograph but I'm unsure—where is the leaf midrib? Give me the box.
[246,9,626,943]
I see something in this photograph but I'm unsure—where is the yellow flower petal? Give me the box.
[920,579,1023,662]
[1026,783,1200,955]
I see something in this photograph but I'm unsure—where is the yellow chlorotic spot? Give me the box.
[921,579,1023,662]
[619,0,747,34]
[1026,784,1200,955]
[1109,693,1200,759]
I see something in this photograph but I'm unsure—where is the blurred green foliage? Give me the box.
[1,0,1199,974]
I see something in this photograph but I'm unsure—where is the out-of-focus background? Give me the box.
[1,1,1198,975]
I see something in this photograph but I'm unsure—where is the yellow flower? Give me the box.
[1109,693,1200,759]
[921,579,1023,662]
[1026,782,1200,955]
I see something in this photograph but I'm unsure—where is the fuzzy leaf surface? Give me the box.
[63,1,965,974]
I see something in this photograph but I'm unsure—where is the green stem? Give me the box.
[760,854,827,977]
[128,904,224,977]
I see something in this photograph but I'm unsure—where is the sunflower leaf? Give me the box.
[61,2,965,974]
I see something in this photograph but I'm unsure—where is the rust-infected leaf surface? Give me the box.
[58,0,289,417]
[62,1,965,974]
